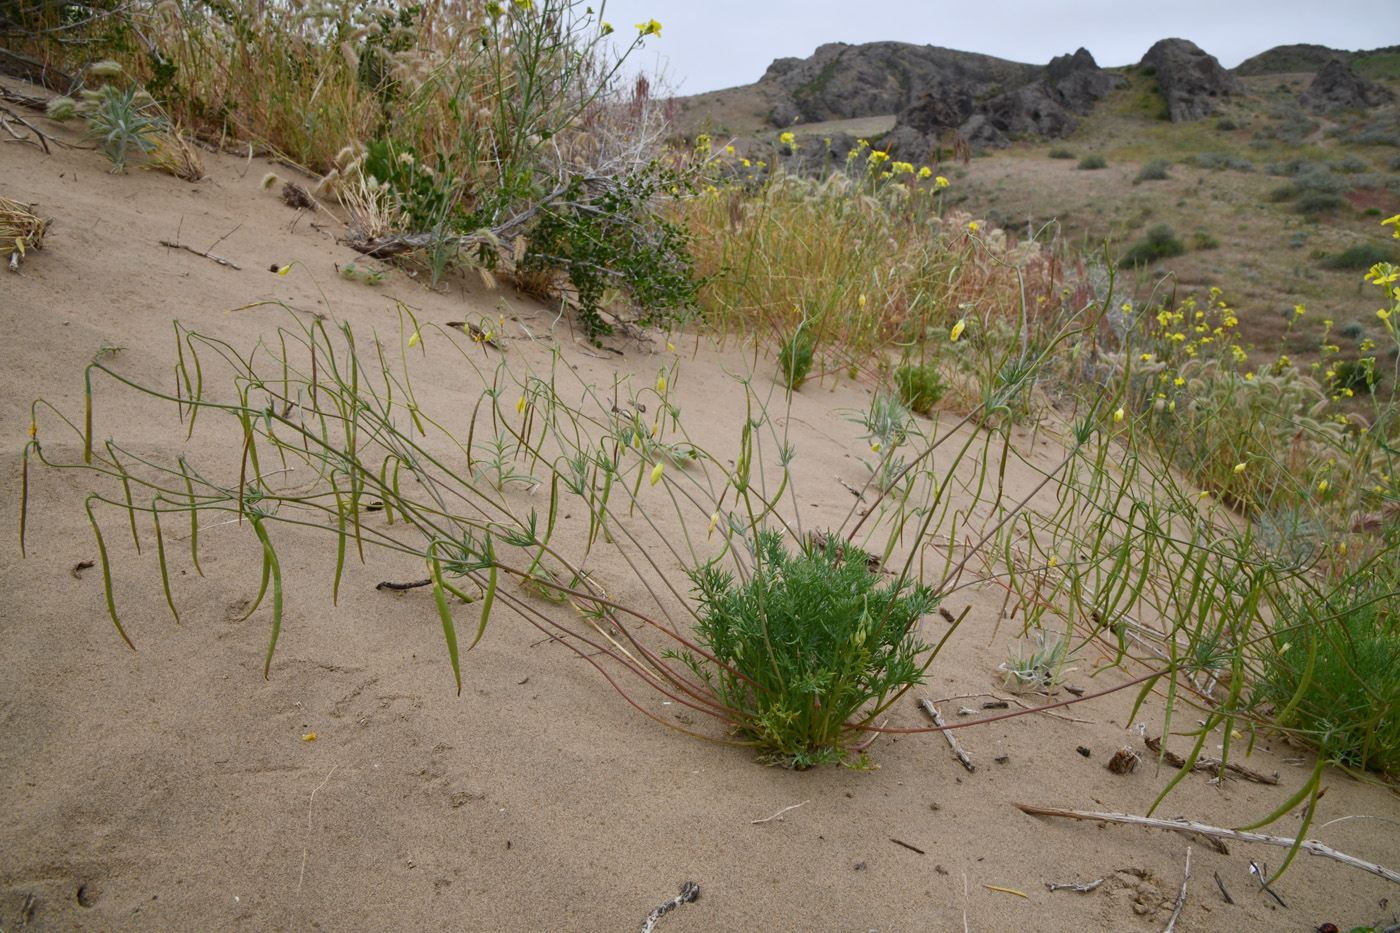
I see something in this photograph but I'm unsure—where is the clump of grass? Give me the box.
[1077,154,1107,170]
[1048,148,1075,159]
[1259,570,1400,776]
[1119,223,1185,268]
[1191,231,1221,251]
[893,361,946,413]
[684,530,939,769]
[1134,158,1170,183]
[778,328,817,390]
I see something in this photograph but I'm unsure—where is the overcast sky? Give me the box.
[596,0,1398,95]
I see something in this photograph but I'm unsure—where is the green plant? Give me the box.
[1191,231,1221,251]
[1077,154,1107,170]
[999,628,1076,695]
[683,530,939,768]
[1134,158,1170,182]
[1119,223,1185,268]
[893,360,946,413]
[1048,148,1075,159]
[1258,569,1400,775]
[81,84,168,173]
[777,327,817,390]
[1324,243,1396,270]
[1296,191,1348,216]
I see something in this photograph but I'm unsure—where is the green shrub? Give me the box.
[82,84,167,173]
[1215,117,1238,131]
[893,361,946,413]
[1077,154,1107,170]
[1134,158,1171,182]
[778,328,817,390]
[1267,183,1300,202]
[1191,231,1221,250]
[1330,358,1382,394]
[684,530,938,768]
[1048,148,1076,159]
[1119,223,1185,267]
[1323,242,1396,270]
[1259,571,1400,775]
[1295,191,1347,215]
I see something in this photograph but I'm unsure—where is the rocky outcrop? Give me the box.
[887,47,1120,152]
[1047,48,1127,114]
[758,41,1041,127]
[1139,38,1245,122]
[1298,59,1395,113]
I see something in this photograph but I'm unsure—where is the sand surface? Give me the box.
[2,80,1398,932]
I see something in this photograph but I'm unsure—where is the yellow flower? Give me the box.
[667,341,675,352]
[858,294,866,309]
[516,395,526,414]
[635,18,661,36]
[1113,407,1124,422]
[1139,353,1153,362]
[277,265,291,275]
[649,461,663,486]
[1174,376,1185,386]
[656,373,666,393]
[1385,213,1400,237]
[407,331,420,349]
[867,150,889,165]
[1379,309,1392,321]
[725,145,735,155]
[1317,479,1329,494]
[968,221,979,231]
[918,167,932,179]
[302,733,316,741]
[934,175,949,189]
[871,442,881,453]
[707,512,719,539]
[779,131,795,145]
[600,21,613,35]
[949,319,966,342]
[1233,462,1246,474]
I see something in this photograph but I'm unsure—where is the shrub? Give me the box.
[1267,183,1300,202]
[1189,152,1253,171]
[1390,153,1400,171]
[81,84,167,173]
[1134,158,1170,182]
[1324,243,1396,270]
[685,530,939,768]
[1331,155,1370,173]
[1191,231,1221,250]
[1077,154,1107,170]
[1048,148,1076,159]
[1330,357,1383,393]
[1295,191,1347,216]
[1215,117,1238,131]
[1119,223,1185,267]
[893,361,946,414]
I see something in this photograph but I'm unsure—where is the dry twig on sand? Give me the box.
[1145,735,1279,784]
[919,698,976,772]
[1014,803,1400,885]
[1162,846,1191,933]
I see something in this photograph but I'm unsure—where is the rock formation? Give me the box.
[1139,38,1246,122]
[1297,59,1395,113]
[887,47,1122,153]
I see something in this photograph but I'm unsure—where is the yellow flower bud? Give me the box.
[950,319,966,342]
[649,461,663,486]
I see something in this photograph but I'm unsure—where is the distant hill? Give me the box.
[1234,43,1400,76]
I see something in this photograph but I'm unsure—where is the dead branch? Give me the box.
[1014,803,1400,885]
[919,699,976,772]
[158,239,241,269]
[1145,735,1279,785]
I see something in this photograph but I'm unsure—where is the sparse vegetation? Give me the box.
[1119,223,1185,267]
[1077,154,1107,170]
[1134,158,1171,182]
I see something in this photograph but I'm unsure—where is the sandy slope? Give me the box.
[2,81,1398,932]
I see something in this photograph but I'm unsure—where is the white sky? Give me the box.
[595,0,1400,95]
